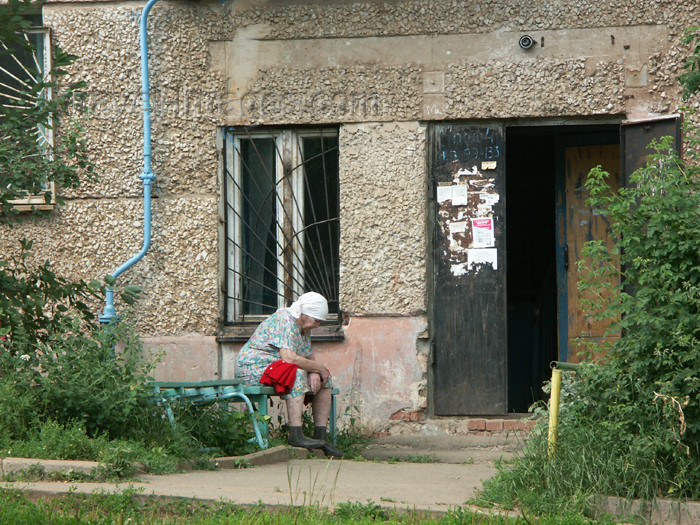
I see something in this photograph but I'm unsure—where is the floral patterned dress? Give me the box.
[234,309,313,399]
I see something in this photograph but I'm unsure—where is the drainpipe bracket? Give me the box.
[98,313,121,325]
[140,169,156,182]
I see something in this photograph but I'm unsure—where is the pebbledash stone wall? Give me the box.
[1,0,698,426]
[339,122,427,314]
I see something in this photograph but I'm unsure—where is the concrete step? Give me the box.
[361,434,527,464]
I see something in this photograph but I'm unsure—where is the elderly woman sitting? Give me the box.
[234,292,342,458]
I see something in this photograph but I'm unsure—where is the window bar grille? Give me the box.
[223,128,339,323]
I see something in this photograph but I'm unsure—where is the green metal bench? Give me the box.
[148,379,339,450]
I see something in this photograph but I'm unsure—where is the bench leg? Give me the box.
[329,392,337,445]
[228,393,268,450]
[246,394,270,444]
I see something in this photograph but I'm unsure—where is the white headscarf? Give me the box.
[286,292,328,321]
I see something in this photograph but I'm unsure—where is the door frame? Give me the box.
[427,116,684,413]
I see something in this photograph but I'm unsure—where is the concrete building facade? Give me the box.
[2,0,698,433]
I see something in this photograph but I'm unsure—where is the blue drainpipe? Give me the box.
[100,0,161,324]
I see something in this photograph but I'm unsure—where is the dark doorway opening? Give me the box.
[505,127,558,413]
[505,124,621,413]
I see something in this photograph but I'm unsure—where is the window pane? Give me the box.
[240,138,278,316]
[302,136,340,314]
[0,29,44,116]
[224,129,340,324]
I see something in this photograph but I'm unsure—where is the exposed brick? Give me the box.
[485,420,504,431]
[521,420,537,430]
[389,409,424,422]
[408,410,424,421]
[468,419,486,431]
[503,420,521,431]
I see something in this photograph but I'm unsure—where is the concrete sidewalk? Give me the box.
[0,435,513,514]
[5,438,698,524]
[1,457,498,514]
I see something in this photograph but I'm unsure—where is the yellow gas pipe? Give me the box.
[547,361,581,458]
[547,367,562,458]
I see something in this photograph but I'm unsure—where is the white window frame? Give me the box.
[225,128,338,324]
[5,27,56,210]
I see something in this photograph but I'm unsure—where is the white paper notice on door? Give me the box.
[437,185,453,203]
[467,248,498,270]
[471,217,495,248]
[451,184,469,206]
[437,184,469,205]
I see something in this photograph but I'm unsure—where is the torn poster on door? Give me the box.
[467,248,498,270]
[436,183,469,205]
[471,218,495,248]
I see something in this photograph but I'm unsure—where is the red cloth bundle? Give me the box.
[260,360,298,395]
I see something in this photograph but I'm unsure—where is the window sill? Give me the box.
[217,323,345,344]
[10,183,56,211]
[11,202,55,211]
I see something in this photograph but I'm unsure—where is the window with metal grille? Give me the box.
[223,128,340,323]
[0,22,55,209]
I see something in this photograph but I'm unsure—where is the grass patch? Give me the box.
[476,400,697,516]
[0,419,208,480]
[0,488,612,524]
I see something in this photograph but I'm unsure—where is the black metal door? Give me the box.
[430,123,507,415]
[621,115,682,186]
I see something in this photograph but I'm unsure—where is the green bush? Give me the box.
[0,241,260,465]
[10,420,107,461]
[575,133,699,492]
[480,131,700,514]
[479,377,688,515]
[0,302,162,442]
[0,373,37,440]
[38,317,162,440]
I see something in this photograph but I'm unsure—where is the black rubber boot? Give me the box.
[288,426,325,449]
[313,426,344,458]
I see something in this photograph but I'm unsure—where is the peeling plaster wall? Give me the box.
[221,316,429,427]
[1,0,699,424]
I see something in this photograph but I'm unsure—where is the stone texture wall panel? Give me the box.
[0,196,218,337]
[446,58,628,119]
[231,65,422,125]
[339,122,427,315]
[228,0,694,41]
[45,4,227,200]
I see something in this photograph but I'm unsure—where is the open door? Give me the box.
[557,144,621,363]
[621,115,682,185]
[556,115,682,363]
[430,124,507,415]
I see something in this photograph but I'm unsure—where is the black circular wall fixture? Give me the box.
[519,35,535,50]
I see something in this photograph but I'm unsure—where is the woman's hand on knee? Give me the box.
[319,366,331,385]
[309,372,322,394]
